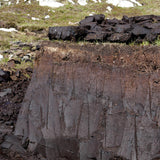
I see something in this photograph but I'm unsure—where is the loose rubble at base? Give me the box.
[48,14,160,43]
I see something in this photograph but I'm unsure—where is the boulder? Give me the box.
[0,69,11,83]
[7,59,21,68]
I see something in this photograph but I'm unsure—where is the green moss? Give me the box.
[0,40,10,49]
[0,57,9,65]
[15,61,33,70]
[155,36,160,46]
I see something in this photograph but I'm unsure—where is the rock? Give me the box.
[15,70,21,78]
[22,55,31,61]
[36,44,41,51]
[0,69,11,83]
[1,134,26,154]
[0,88,12,97]
[25,59,32,63]
[7,59,21,68]
[26,67,33,73]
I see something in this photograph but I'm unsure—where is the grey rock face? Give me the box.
[15,42,160,160]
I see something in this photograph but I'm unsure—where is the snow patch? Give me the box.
[0,0,141,8]
[45,15,50,19]
[78,0,87,5]
[0,54,3,61]
[89,12,95,16]
[31,17,40,21]
[106,6,112,12]
[0,28,18,32]
[9,54,13,60]
[106,0,142,7]
[68,0,75,4]
[68,21,79,25]
[38,0,64,8]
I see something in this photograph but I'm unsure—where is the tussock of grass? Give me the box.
[0,0,160,29]
[15,61,33,70]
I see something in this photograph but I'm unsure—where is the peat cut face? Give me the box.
[15,42,160,160]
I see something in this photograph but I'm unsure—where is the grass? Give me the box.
[0,0,159,71]
[0,57,9,65]
[0,0,160,52]
[0,1,160,30]
[15,61,33,70]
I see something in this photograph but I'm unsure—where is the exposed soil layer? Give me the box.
[0,69,32,160]
[14,41,160,160]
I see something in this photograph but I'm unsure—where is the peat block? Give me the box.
[49,14,160,43]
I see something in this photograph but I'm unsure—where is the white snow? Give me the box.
[0,0,142,8]
[8,54,13,60]
[45,15,50,19]
[0,54,3,61]
[78,0,87,5]
[0,28,18,32]
[31,17,40,21]
[68,0,75,4]
[106,0,142,7]
[38,0,64,8]
[92,0,101,2]
[89,12,95,16]
[68,21,79,25]
[106,6,112,12]
[92,0,98,3]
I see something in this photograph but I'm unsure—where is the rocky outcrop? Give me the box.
[15,41,160,160]
[0,69,11,83]
[48,14,160,43]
